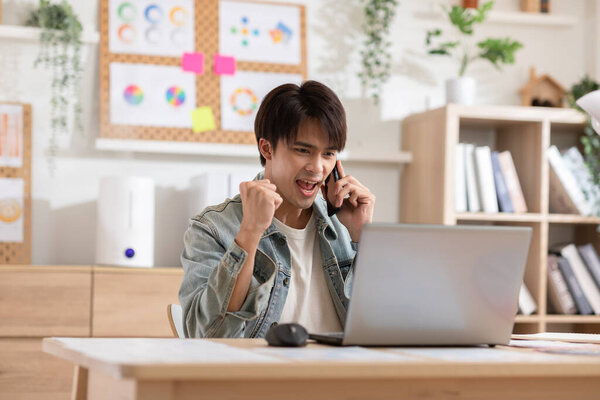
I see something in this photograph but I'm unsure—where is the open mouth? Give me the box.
[296,179,319,197]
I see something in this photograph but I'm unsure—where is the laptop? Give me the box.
[309,223,532,346]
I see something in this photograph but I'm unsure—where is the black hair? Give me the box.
[254,80,346,166]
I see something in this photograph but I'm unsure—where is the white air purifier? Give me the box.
[96,176,155,268]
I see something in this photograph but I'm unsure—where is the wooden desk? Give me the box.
[44,337,600,400]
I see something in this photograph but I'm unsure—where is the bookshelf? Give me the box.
[400,104,600,334]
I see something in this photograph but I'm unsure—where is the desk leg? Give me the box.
[71,365,88,400]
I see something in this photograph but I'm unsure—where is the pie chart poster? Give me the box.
[220,71,302,132]
[110,62,196,128]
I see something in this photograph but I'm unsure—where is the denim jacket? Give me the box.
[179,172,358,338]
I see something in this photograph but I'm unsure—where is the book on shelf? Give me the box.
[518,283,537,315]
[578,244,600,290]
[554,254,594,315]
[547,145,592,216]
[463,143,481,212]
[561,244,600,314]
[454,143,467,213]
[491,151,514,213]
[473,146,499,213]
[562,147,600,216]
[555,244,600,314]
[546,254,577,315]
[497,151,528,213]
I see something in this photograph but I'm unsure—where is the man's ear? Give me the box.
[259,138,274,161]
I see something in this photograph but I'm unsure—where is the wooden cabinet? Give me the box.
[401,104,600,334]
[0,265,183,399]
[0,266,92,337]
[92,267,183,337]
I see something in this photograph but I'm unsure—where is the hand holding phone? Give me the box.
[324,162,341,217]
[322,160,376,242]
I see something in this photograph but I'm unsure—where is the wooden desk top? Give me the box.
[43,337,600,381]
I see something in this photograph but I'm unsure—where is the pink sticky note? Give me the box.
[182,52,204,74]
[214,54,236,75]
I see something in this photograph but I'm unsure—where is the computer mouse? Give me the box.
[265,323,309,347]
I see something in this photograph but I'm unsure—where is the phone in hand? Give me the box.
[324,163,341,217]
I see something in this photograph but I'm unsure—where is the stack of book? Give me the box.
[455,144,527,213]
[547,145,600,216]
[548,243,600,315]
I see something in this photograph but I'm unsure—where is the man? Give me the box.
[179,80,375,338]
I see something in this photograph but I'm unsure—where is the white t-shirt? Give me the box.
[273,213,343,333]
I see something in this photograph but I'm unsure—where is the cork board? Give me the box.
[99,0,307,145]
[0,103,32,264]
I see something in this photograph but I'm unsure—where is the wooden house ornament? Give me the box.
[519,67,567,107]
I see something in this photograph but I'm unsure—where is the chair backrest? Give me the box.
[166,304,185,338]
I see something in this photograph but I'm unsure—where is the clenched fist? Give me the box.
[239,179,283,236]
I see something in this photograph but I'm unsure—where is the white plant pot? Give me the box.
[445,77,476,105]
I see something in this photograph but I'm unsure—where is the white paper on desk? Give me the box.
[512,332,600,344]
[54,338,283,364]
[388,347,568,362]
[509,340,600,356]
[509,340,590,349]
[256,346,420,362]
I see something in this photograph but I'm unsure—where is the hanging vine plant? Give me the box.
[26,0,83,172]
[358,0,399,105]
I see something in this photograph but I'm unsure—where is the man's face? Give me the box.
[266,119,338,210]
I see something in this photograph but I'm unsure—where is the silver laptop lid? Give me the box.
[343,223,532,346]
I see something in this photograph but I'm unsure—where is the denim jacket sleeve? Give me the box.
[178,216,270,338]
[344,241,359,299]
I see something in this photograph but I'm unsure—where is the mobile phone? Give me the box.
[324,163,341,217]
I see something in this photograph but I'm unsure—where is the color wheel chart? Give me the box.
[99,0,306,145]
[0,102,31,265]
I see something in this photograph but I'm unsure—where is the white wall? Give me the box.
[0,0,596,266]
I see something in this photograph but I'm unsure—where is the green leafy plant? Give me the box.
[425,1,523,77]
[568,75,600,188]
[358,0,399,104]
[26,0,83,172]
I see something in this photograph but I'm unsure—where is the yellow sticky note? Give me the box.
[191,106,216,133]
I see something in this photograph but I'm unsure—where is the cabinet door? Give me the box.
[0,338,74,400]
[92,268,183,337]
[0,266,92,337]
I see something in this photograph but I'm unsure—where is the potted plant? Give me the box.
[425,1,523,105]
[358,0,399,105]
[26,0,83,172]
